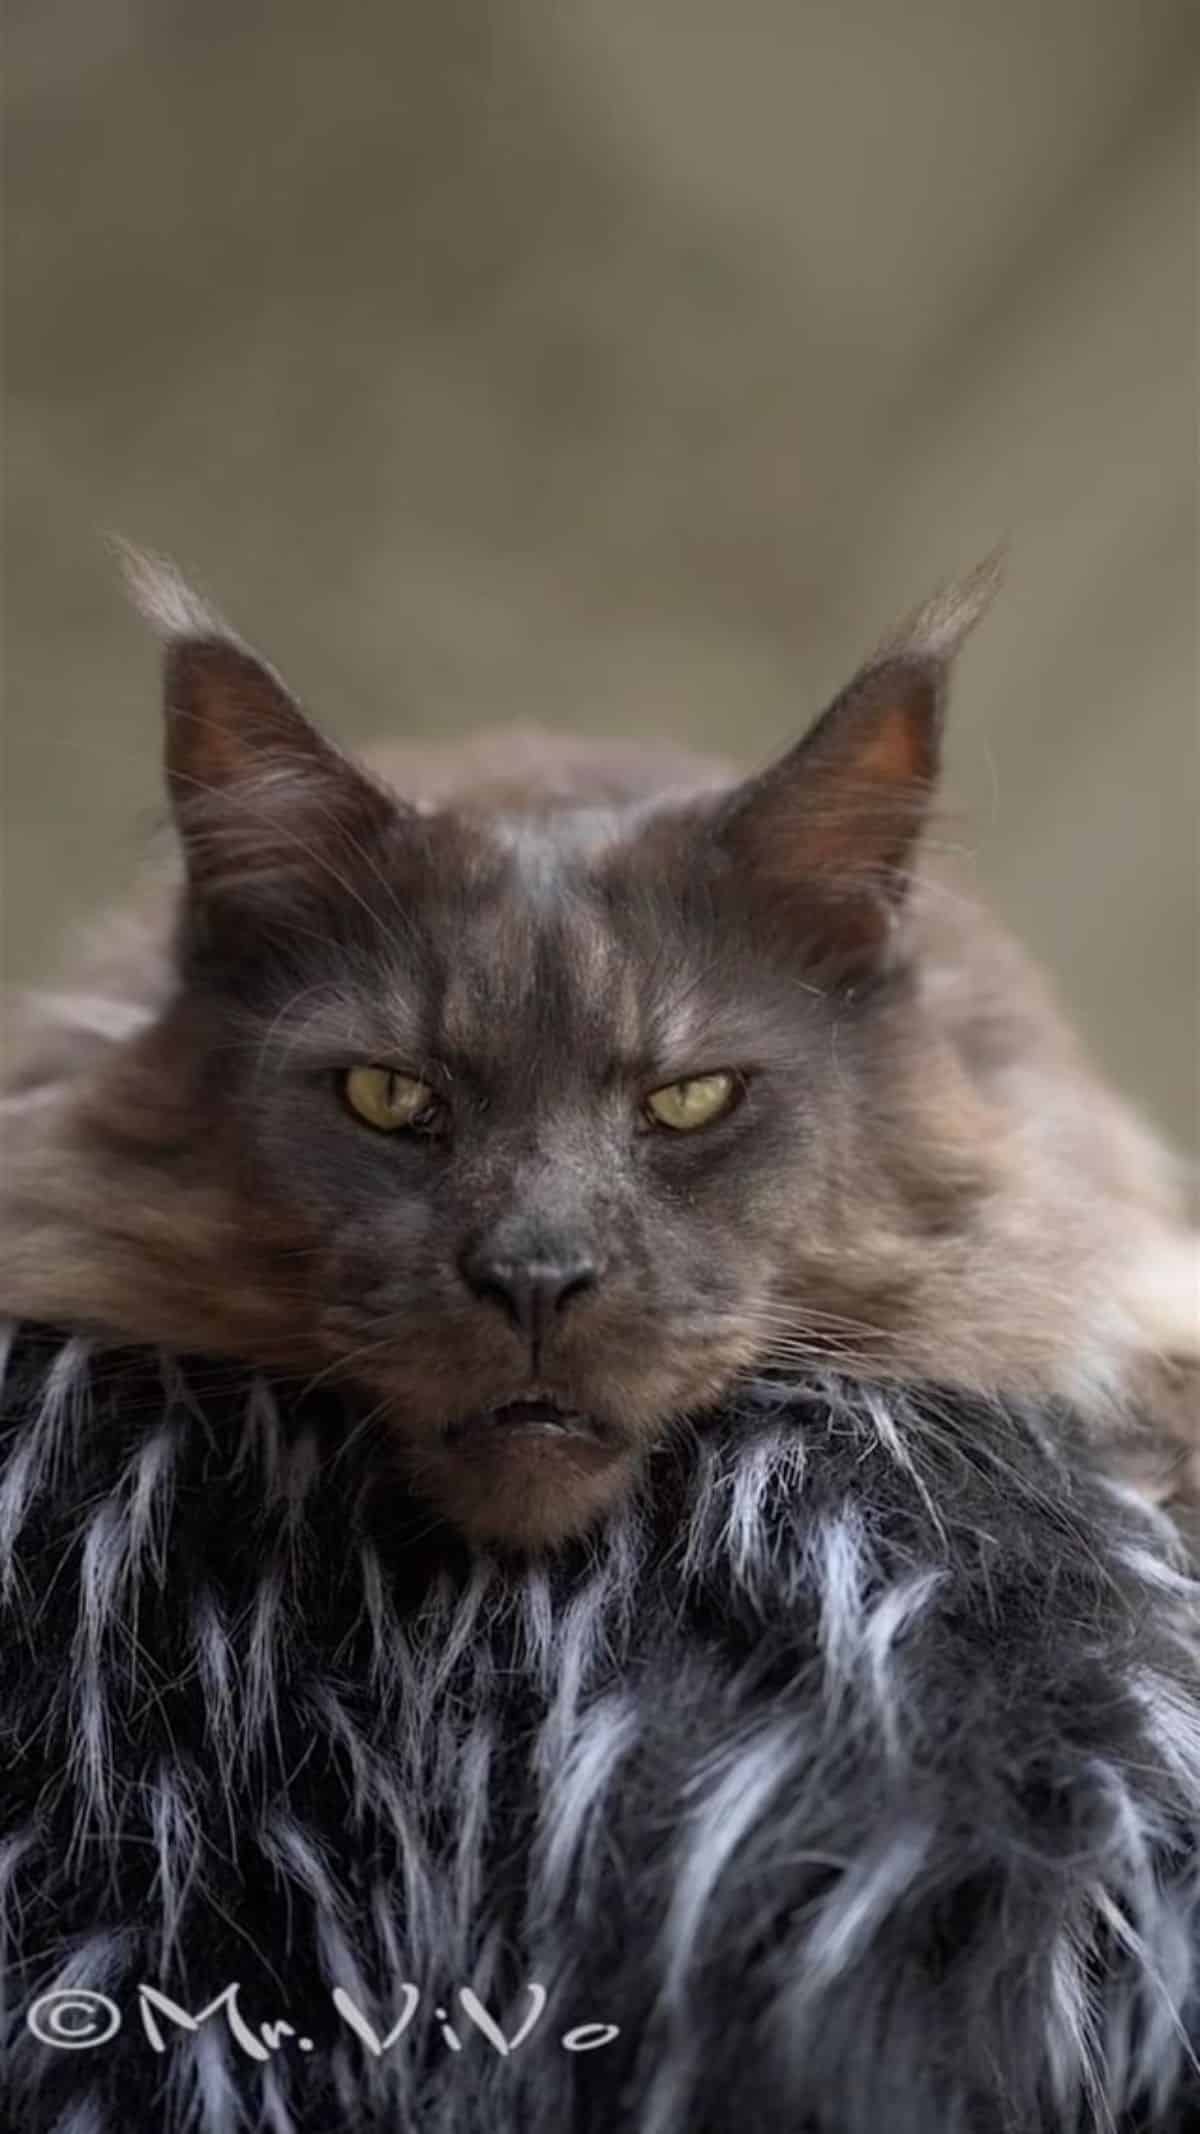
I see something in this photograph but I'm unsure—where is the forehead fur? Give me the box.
[251,794,758,1089]
[409,811,728,1076]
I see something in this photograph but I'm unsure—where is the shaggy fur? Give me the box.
[3,554,1198,1550]
[2,1322,1198,2133]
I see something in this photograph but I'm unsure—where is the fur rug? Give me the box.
[1,1321,1198,2133]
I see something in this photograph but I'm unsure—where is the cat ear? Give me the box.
[713,552,1003,977]
[119,545,400,918]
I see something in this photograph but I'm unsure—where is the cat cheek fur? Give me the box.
[1,547,1196,1550]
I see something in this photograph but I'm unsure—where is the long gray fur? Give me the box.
[1,1323,1198,2132]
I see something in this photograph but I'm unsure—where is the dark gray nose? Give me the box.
[459,1247,598,1351]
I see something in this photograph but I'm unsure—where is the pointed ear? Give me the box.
[713,553,1003,978]
[119,547,401,926]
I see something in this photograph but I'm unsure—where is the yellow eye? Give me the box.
[342,1065,440,1133]
[645,1071,739,1132]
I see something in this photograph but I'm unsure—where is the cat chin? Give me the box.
[345,1352,746,1549]
[403,1429,644,1552]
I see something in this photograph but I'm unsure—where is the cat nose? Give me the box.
[459,1248,598,1349]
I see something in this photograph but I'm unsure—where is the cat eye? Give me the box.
[644,1071,740,1132]
[341,1065,442,1134]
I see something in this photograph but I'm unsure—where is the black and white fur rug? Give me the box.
[1,1321,1198,2133]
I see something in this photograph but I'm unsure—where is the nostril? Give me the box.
[554,1264,596,1314]
[474,1270,521,1322]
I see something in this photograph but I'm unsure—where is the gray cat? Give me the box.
[2,550,1195,1548]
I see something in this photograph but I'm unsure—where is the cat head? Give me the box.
[48,550,1003,1549]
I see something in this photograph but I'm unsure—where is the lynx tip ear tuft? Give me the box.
[877,543,1008,667]
[105,533,229,645]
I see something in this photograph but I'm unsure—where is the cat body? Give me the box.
[2,555,1196,1546]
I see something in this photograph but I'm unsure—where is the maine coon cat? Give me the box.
[1,549,1195,1548]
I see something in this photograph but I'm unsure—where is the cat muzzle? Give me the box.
[445,1393,610,1447]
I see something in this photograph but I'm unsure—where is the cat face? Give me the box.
[141,557,1001,1547]
[198,808,865,1547]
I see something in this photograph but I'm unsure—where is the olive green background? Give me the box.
[4,0,1197,1150]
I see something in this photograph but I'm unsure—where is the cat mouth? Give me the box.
[445,1395,610,1447]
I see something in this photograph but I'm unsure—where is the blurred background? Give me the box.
[3,0,1196,1149]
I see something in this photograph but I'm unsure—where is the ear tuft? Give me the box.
[873,545,1007,667]
[109,536,231,646]
[112,549,405,932]
[713,553,1005,978]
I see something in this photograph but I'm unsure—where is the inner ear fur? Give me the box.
[712,555,1002,975]
[162,634,403,918]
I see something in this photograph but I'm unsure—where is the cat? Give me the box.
[1,548,1196,1549]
